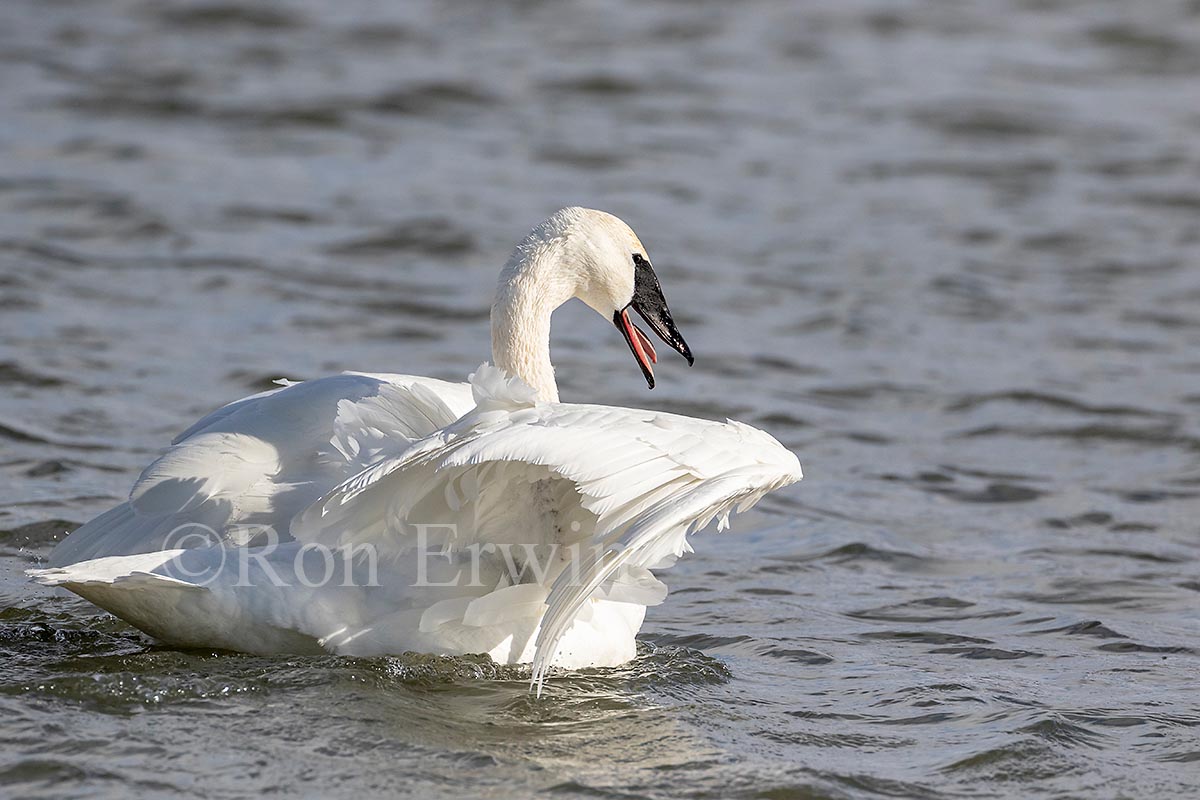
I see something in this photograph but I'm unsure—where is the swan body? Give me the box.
[31,208,802,687]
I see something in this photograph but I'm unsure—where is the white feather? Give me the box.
[31,209,802,688]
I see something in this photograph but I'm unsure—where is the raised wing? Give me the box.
[49,373,475,567]
[293,366,802,690]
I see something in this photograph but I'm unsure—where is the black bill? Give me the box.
[612,254,694,389]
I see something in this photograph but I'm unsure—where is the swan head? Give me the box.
[506,207,693,389]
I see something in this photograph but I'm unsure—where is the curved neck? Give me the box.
[490,238,578,403]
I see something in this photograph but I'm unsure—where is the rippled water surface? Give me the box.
[3,0,1200,797]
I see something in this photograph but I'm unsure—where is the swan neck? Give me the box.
[491,241,575,403]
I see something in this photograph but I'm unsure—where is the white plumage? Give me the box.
[30,208,801,690]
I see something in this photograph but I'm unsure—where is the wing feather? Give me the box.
[294,366,802,687]
[49,374,474,567]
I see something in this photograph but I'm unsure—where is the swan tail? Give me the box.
[28,550,214,645]
[29,549,328,655]
[30,549,195,590]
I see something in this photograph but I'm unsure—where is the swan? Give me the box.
[30,207,802,689]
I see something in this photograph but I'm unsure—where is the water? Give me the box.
[2,0,1199,797]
